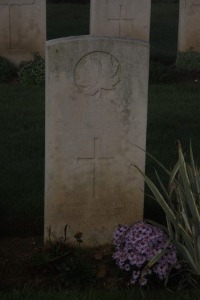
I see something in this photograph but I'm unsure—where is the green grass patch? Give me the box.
[150,3,179,62]
[147,83,200,166]
[0,84,44,217]
[47,3,90,40]
[144,83,200,222]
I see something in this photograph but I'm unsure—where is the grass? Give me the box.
[0,84,44,217]
[146,83,200,169]
[47,3,90,39]
[150,3,179,62]
[1,289,200,300]
[144,83,200,222]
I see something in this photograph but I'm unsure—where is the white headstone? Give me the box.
[90,0,151,41]
[0,0,46,64]
[178,0,200,52]
[45,36,149,246]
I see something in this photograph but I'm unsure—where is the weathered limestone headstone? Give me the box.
[178,0,200,52]
[90,0,151,41]
[45,36,149,246]
[0,0,46,64]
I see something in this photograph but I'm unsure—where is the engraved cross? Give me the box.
[0,0,35,49]
[77,138,114,197]
[108,4,134,36]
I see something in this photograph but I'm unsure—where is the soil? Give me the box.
[0,236,44,290]
[0,217,48,291]
[0,235,122,292]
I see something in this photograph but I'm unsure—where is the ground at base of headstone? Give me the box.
[1,236,197,292]
[0,236,130,292]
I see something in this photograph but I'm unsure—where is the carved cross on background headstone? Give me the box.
[77,138,114,197]
[108,4,134,36]
[0,0,35,49]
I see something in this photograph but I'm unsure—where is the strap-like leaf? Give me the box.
[174,241,198,274]
[166,216,174,240]
[130,143,172,176]
[155,169,169,200]
[169,160,180,188]
[190,141,200,196]
[134,165,176,224]
[176,223,194,256]
[178,144,200,224]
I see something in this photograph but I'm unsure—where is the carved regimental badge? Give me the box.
[74,51,121,97]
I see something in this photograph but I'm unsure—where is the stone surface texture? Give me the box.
[0,0,46,64]
[90,0,151,41]
[178,0,200,52]
[45,36,149,246]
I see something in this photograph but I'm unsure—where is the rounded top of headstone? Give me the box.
[0,0,35,5]
[46,35,149,48]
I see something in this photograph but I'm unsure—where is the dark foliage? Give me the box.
[0,56,17,83]
[18,53,45,85]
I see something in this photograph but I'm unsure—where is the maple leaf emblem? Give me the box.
[74,52,120,97]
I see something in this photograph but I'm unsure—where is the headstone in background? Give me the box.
[45,36,149,246]
[0,0,46,65]
[90,0,151,41]
[178,0,200,52]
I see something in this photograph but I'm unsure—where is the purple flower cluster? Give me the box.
[112,221,180,286]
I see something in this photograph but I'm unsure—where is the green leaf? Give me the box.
[135,142,200,275]
[189,142,200,204]
[192,225,200,270]
[155,169,169,201]
[176,223,194,256]
[134,165,176,224]
[168,160,180,193]
[174,241,198,274]
[131,143,172,176]
[166,216,174,240]
[178,144,200,225]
